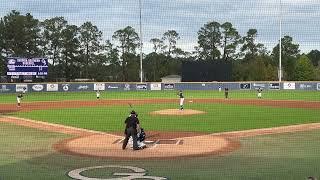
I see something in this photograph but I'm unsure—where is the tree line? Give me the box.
[0,10,319,82]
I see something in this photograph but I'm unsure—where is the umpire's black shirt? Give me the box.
[125,115,140,129]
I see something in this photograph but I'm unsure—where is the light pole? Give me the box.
[139,0,143,82]
[279,0,282,82]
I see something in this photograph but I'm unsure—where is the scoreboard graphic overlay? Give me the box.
[6,57,48,76]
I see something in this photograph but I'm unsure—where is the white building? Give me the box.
[160,75,181,83]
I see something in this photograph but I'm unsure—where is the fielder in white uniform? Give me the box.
[17,93,23,107]
[178,90,184,110]
[96,90,100,100]
[257,88,263,98]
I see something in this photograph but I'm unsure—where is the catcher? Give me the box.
[128,127,147,149]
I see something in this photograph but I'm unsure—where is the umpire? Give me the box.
[122,110,141,150]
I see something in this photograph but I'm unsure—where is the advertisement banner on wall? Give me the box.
[32,84,44,91]
[252,83,266,89]
[94,83,105,91]
[164,83,175,90]
[317,83,320,90]
[269,83,280,90]
[298,83,313,90]
[136,83,147,90]
[283,82,295,90]
[47,84,58,91]
[150,83,161,90]
[61,84,70,91]
[77,84,90,91]
[240,83,251,90]
[0,85,11,92]
[124,83,131,91]
[106,84,120,90]
[16,84,28,92]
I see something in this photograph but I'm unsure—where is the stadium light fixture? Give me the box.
[279,0,282,82]
[139,0,143,82]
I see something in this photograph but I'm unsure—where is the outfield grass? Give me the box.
[0,90,320,103]
[11,103,320,133]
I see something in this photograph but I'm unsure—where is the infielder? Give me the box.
[16,93,23,107]
[96,90,100,100]
[178,90,184,110]
[257,87,263,99]
[224,88,229,99]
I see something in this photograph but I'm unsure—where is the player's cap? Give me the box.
[130,110,136,114]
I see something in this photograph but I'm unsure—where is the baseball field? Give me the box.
[1,90,320,179]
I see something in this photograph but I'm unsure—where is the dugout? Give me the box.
[181,60,232,82]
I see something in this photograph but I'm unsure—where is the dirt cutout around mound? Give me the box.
[150,109,206,115]
[1,98,320,159]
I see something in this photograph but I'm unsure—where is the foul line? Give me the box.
[0,116,122,138]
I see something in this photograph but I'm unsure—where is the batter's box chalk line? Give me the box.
[112,138,183,145]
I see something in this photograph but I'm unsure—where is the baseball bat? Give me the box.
[128,103,133,110]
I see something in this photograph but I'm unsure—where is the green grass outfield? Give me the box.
[12,103,320,133]
[2,90,320,133]
[0,90,320,103]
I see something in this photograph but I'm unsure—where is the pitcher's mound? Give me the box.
[150,109,206,115]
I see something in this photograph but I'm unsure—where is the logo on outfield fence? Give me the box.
[107,85,119,89]
[240,83,251,90]
[0,85,10,92]
[150,83,161,90]
[47,84,58,91]
[16,84,28,92]
[317,83,320,90]
[164,83,175,90]
[77,85,89,90]
[67,165,167,180]
[32,84,44,91]
[269,83,280,90]
[253,83,266,89]
[136,83,147,90]
[62,84,69,91]
[124,83,131,90]
[283,82,295,90]
[94,83,105,91]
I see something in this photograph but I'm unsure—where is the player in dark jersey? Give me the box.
[122,110,142,150]
[224,88,229,99]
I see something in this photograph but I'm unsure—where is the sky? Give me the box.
[0,0,319,54]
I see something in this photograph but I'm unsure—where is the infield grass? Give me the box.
[11,103,320,133]
[0,90,320,103]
